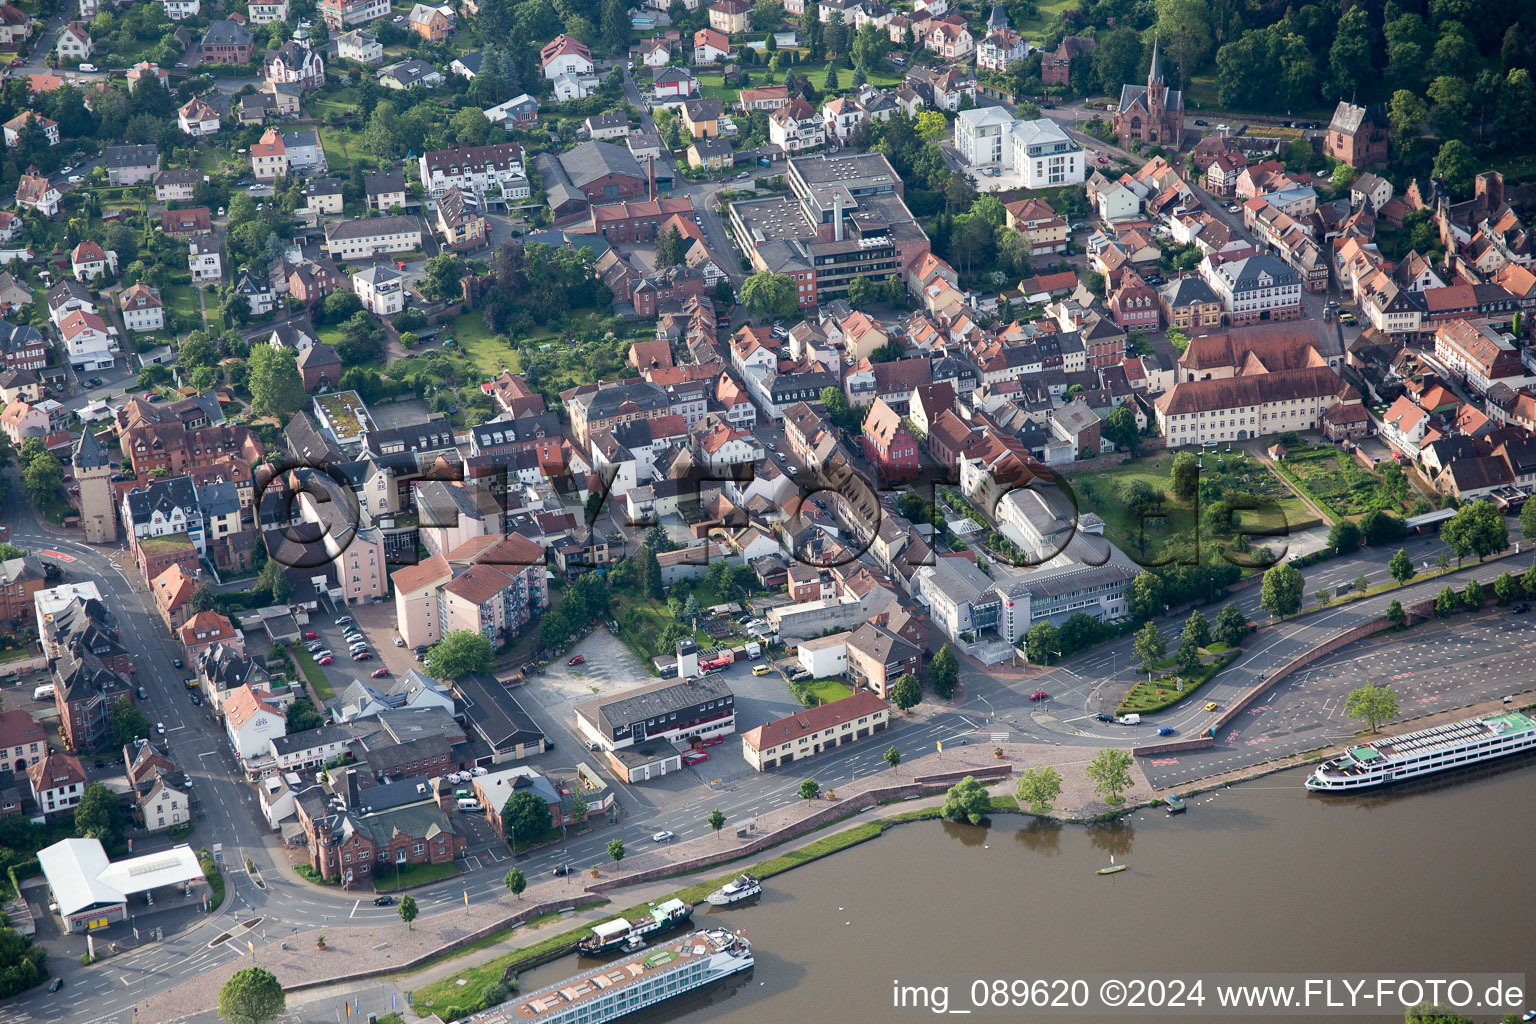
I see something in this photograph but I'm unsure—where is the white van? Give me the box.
[456,798,482,812]
[1118,713,1142,725]
[33,684,54,701]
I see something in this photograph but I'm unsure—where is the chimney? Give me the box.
[648,154,657,203]
[833,194,844,242]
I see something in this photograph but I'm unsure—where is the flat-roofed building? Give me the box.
[574,676,735,751]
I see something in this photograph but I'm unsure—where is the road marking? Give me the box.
[349,900,360,919]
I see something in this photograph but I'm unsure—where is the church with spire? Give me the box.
[1112,38,1185,149]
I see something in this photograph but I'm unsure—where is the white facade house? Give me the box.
[224,685,286,762]
[352,263,403,315]
[953,107,1084,188]
[59,310,117,370]
[336,29,382,64]
[119,284,165,333]
[55,21,92,59]
[417,142,525,197]
[796,632,850,678]
[160,0,201,19]
[247,2,290,25]
[188,235,222,282]
[324,215,423,259]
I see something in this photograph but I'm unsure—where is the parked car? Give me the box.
[567,654,585,665]
[651,830,676,842]
[552,863,571,876]
[1095,713,1114,722]
[394,637,406,647]
[371,668,390,678]
[1515,603,1529,614]
[172,658,183,669]
[48,978,63,993]
[335,616,353,625]
[1194,119,1208,127]
[155,721,165,734]
[303,631,319,640]
[137,686,148,700]
[317,655,334,665]
[190,693,203,706]
[352,651,373,661]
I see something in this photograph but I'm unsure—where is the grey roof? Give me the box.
[574,676,735,735]
[197,479,241,519]
[558,141,644,190]
[301,176,344,197]
[1160,275,1219,307]
[1214,252,1301,291]
[453,49,484,74]
[364,171,406,196]
[269,723,354,756]
[73,428,111,470]
[154,168,201,186]
[103,144,158,170]
[325,215,422,242]
[202,19,253,45]
[455,673,544,752]
[380,59,439,87]
[1328,100,1383,136]
[124,476,199,526]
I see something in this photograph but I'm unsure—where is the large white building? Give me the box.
[417,142,526,197]
[953,107,1084,188]
[37,838,206,934]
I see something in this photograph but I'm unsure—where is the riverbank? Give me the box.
[126,741,1154,1024]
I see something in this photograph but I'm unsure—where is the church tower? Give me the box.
[1145,36,1165,143]
[73,428,117,545]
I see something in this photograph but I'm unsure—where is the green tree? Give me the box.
[1170,451,1200,501]
[501,789,552,847]
[883,744,901,770]
[1494,571,1521,604]
[1086,748,1134,804]
[1386,599,1406,626]
[655,225,687,268]
[108,696,152,749]
[256,556,292,604]
[504,867,526,899]
[707,807,726,838]
[190,584,217,613]
[1328,5,1375,100]
[20,452,62,510]
[1388,89,1429,148]
[425,630,495,680]
[1015,765,1063,813]
[889,672,922,711]
[1128,571,1164,621]
[930,644,958,699]
[1103,405,1139,456]
[1155,0,1214,89]
[1260,562,1304,619]
[1519,496,1536,541]
[398,894,418,930]
[1214,604,1248,646]
[284,698,325,734]
[1314,589,1332,609]
[639,545,664,600]
[1353,573,1370,594]
[1432,139,1476,197]
[1344,682,1399,733]
[1389,547,1415,586]
[75,781,125,846]
[797,778,820,800]
[1434,586,1460,618]
[941,775,992,825]
[247,346,304,420]
[421,253,465,302]
[607,838,626,863]
[1328,519,1362,553]
[600,0,628,53]
[1181,609,1211,649]
[1441,500,1507,564]
[218,967,286,1024]
[1523,565,1536,596]
[1024,621,1061,665]
[1133,621,1166,671]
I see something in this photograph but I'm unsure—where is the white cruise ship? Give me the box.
[1306,711,1536,791]
[474,928,753,1024]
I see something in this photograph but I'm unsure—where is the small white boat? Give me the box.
[706,874,763,906]
[620,934,647,953]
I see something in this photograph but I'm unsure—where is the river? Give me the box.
[512,759,1536,1024]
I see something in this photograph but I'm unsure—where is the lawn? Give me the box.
[164,284,203,326]
[697,65,900,105]
[1273,447,1396,519]
[373,859,461,892]
[1010,0,1080,37]
[1067,450,1316,565]
[802,679,853,705]
[1117,649,1241,715]
[446,311,521,376]
[290,648,337,701]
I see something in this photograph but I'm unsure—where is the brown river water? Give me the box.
[512,760,1536,1024]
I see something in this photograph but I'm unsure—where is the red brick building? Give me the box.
[589,195,695,243]
[296,769,467,888]
[860,398,919,482]
[1324,101,1388,169]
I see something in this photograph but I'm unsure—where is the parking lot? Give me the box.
[1144,607,1536,787]
[295,606,398,698]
